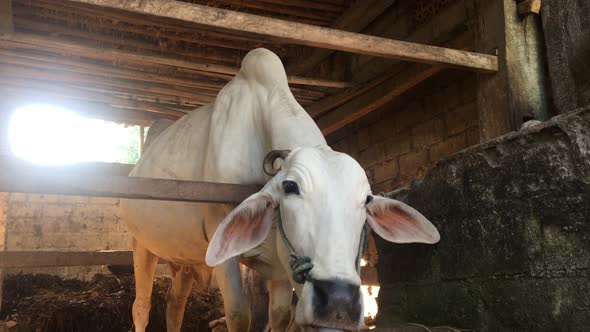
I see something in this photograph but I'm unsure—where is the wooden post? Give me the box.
[139,126,145,156]
[0,193,7,313]
[0,0,13,36]
[0,101,12,313]
[472,0,548,142]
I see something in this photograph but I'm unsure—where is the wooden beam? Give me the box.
[0,171,262,205]
[287,0,396,75]
[2,90,175,126]
[318,64,444,135]
[0,49,218,102]
[306,66,403,119]
[0,79,190,117]
[0,250,379,284]
[0,158,134,177]
[0,251,139,268]
[68,0,498,73]
[0,33,351,89]
[0,193,6,313]
[0,0,13,36]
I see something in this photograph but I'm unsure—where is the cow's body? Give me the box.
[122,48,439,332]
[121,48,325,332]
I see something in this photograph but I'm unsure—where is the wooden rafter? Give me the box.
[0,251,379,284]
[0,79,191,117]
[318,64,445,135]
[1,90,175,126]
[306,66,405,119]
[0,33,351,89]
[287,0,397,75]
[68,0,498,72]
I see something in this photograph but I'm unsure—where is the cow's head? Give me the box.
[206,146,439,331]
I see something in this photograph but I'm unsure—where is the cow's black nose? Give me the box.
[312,279,361,324]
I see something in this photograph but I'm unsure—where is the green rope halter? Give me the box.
[275,209,369,284]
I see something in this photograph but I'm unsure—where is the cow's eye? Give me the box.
[282,180,300,195]
[365,195,373,205]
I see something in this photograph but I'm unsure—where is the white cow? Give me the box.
[121,48,440,332]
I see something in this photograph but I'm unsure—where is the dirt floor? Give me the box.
[1,272,225,332]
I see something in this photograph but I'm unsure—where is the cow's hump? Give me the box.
[239,48,288,88]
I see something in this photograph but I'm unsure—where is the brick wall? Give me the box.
[3,193,130,280]
[324,0,480,193]
[329,71,479,193]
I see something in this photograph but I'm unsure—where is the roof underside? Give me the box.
[1,0,354,125]
[0,0,496,133]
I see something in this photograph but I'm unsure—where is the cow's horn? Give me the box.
[263,150,291,176]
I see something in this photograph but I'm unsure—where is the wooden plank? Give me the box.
[0,251,137,268]
[0,170,262,204]
[0,251,379,284]
[0,33,351,88]
[0,77,191,117]
[0,0,13,36]
[0,158,134,177]
[287,0,396,75]
[0,193,6,313]
[69,0,498,73]
[306,66,403,119]
[2,89,176,125]
[318,64,444,135]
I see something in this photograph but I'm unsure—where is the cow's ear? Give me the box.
[366,196,439,244]
[206,191,277,266]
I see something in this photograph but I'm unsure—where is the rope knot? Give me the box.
[289,253,313,284]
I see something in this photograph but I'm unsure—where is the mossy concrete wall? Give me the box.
[375,108,590,331]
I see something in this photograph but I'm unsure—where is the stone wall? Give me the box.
[375,108,590,331]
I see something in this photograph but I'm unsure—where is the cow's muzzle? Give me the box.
[310,279,362,330]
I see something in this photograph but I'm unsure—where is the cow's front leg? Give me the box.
[131,238,159,332]
[268,278,293,331]
[214,257,251,331]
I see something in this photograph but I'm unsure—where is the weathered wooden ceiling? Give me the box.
[0,0,497,132]
[0,0,355,125]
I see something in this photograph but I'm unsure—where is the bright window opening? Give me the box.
[362,285,380,319]
[360,259,379,320]
[9,104,141,165]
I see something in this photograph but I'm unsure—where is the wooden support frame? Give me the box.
[0,171,261,205]
[68,0,498,73]
[287,0,396,75]
[318,64,445,135]
[0,251,379,285]
[0,33,351,89]
[471,0,547,141]
[0,251,140,268]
